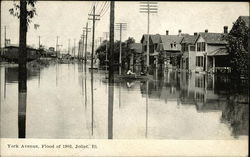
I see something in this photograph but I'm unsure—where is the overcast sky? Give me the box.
[1,1,249,53]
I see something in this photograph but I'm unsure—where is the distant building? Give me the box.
[2,45,40,62]
[156,30,185,68]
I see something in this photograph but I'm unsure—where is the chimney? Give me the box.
[178,29,182,36]
[166,30,169,35]
[224,26,228,34]
[194,32,198,36]
[205,29,208,33]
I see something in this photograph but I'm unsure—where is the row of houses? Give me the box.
[129,16,249,73]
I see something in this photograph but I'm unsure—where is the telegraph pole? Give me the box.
[73,39,76,58]
[83,23,91,71]
[4,26,7,47]
[81,30,85,61]
[108,0,115,140]
[140,1,158,74]
[88,5,100,70]
[115,23,127,75]
[68,39,71,55]
[56,36,59,58]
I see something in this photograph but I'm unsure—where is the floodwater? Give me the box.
[0,63,248,139]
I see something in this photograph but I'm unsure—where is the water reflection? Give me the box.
[18,91,27,138]
[0,64,248,139]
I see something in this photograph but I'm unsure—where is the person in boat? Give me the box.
[127,69,135,75]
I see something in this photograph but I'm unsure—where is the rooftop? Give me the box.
[197,33,227,45]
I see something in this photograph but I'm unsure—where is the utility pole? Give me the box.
[73,39,76,58]
[88,5,100,69]
[83,23,91,71]
[68,39,70,55]
[56,36,59,58]
[4,26,7,47]
[81,31,85,61]
[140,1,158,74]
[115,23,127,75]
[108,0,115,140]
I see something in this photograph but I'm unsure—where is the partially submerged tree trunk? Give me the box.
[18,0,27,93]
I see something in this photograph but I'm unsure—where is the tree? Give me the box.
[226,17,249,78]
[123,37,135,70]
[9,0,37,139]
[9,0,37,92]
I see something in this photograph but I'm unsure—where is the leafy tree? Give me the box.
[96,37,135,71]
[226,17,249,78]
[123,37,135,70]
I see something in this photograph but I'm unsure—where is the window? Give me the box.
[171,43,173,48]
[190,45,195,51]
[174,42,176,47]
[196,56,204,67]
[197,42,206,51]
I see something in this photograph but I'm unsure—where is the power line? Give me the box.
[97,1,106,15]
[100,2,110,18]
[99,1,108,15]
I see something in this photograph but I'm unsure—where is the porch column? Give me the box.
[205,54,208,72]
[212,56,215,73]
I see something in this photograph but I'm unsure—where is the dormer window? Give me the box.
[174,42,176,47]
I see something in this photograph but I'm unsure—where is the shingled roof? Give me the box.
[156,35,183,51]
[196,33,227,45]
[130,43,142,53]
[141,34,161,44]
[181,35,199,44]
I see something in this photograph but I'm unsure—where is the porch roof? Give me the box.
[208,48,228,56]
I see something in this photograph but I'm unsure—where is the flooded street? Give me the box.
[0,63,248,139]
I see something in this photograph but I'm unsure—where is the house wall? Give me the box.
[189,50,196,72]
[195,36,206,72]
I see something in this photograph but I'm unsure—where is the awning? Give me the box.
[208,48,228,56]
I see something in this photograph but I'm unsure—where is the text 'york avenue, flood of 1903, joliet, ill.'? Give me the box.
[0,1,249,140]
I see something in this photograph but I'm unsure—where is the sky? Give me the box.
[1,1,249,53]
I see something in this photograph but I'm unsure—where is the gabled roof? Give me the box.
[158,35,183,51]
[130,43,142,53]
[239,16,249,27]
[141,34,161,44]
[196,33,227,45]
[181,35,199,44]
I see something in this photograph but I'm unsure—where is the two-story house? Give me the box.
[140,34,161,66]
[194,27,228,73]
[156,30,185,69]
